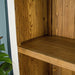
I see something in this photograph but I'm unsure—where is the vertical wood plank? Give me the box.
[49,64,53,75]
[63,0,75,38]
[52,0,75,39]
[18,53,49,75]
[52,0,58,35]
[52,66,62,75]
[48,0,52,35]
[52,0,63,36]
[62,68,72,75]
[74,0,75,38]
[15,0,48,46]
[42,0,48,34]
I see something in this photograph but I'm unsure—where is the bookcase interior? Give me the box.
[15,0,75,75]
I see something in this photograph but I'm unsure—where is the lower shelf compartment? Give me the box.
[18,36,75,71]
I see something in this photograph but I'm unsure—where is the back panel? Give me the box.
[52,0,75,38]
[15,0,48,46]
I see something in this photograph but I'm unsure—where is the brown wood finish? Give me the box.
[49,64,53,75]
[18,53,50,75]
[72,72,75,75]
[48,0,52,35]
[51,65,75,75]
[52,0,75,74]
[62,68,73,75]
[18,36,75,71]
[52,66,75,75]
[52,66,62,75]
[52,0,75,39]
[15,0,75,74]
[63,0,75,38]
[15,0,47,46]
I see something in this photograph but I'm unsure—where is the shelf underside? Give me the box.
[18,36,75,71]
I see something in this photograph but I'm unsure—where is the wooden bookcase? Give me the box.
[15,0,75,75]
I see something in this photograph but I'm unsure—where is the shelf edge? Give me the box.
[18,47,75,71]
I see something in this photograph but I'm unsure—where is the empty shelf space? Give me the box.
[18,36,75,71]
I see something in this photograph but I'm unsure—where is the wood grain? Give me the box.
[52,0,75,39]
[52,0,63,36]
[62,68,72,75]
[15,0,75,74]
[52,0,59,35]
[52,66,75,75]
[48,0,52,35]
[15,0,47,46]
[52,0,75,74]
[49,64,53,75]
[72,72,75,75]
[18,53,49,75]
[63,0,75,38]
[18,36,75,71]
[52,66,62,75]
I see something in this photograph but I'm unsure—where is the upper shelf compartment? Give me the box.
[19,36,75,71]
[15,0,75,71]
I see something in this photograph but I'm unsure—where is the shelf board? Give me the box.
[18,36,75,71]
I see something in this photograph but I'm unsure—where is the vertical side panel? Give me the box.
[18,53,49,75]
[15,0,47,46]
[7,0,20,75]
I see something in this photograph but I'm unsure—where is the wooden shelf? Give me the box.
[18,36,75,71]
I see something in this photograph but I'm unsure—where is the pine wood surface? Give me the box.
[15,0,75,74]
[18,53,50,75]
[15,0,47,46]
[52,0,75,39]
[51,0,75,74]
[18,36,75,71]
